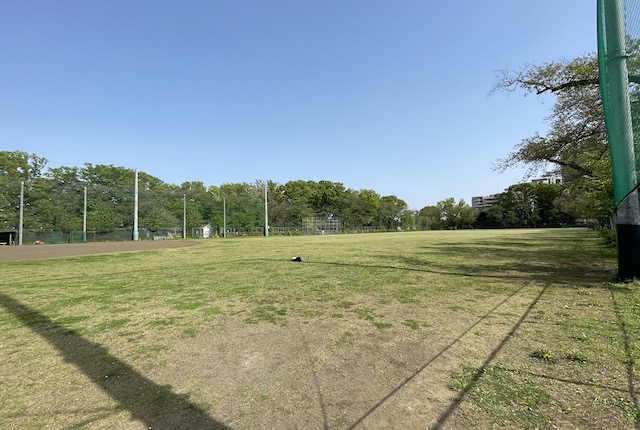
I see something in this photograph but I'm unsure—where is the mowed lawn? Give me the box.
[1,229,638,429]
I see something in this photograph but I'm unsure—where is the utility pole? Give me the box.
[183,193,187,239]
[223,196,227,238]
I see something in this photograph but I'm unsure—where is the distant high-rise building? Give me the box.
[471,194,501,211]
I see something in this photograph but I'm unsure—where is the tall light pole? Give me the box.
[83,186,87,242]
[18,181,24,246]
[223,196,227,238]
[264,181,269,237]
[183,193,187,239]
[133,169,139,241]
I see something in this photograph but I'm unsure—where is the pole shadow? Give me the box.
[428,284,548,429]
[296,326,330,430]
[609,288,640,430]
[346,283,543,429]
[0,292,231,430]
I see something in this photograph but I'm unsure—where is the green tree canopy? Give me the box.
[419,198,475,230]
[0,150,486,234]
[492,53,612,223]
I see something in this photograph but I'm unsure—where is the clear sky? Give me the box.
[1,1,596,209]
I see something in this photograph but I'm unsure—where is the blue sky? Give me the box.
[1,1,596,209]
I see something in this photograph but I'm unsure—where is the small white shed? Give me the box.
[195,223,212,238]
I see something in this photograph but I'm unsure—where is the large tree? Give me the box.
[378,195,408,229]
[492,54,613,224]
[0,151,48,230]
[419,198,475,230]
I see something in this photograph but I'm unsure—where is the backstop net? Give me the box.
[598,0,640,278]
[598,0,640,208]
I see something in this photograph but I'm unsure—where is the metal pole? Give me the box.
[83,186,87,242]
[600,0,640,279]
[264,181,269,237]
[133,169,139,241]
[183,193,187,239]
[223,196,227,238]
[18,181,24,246]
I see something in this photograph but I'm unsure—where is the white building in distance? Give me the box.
[472,175,563,212]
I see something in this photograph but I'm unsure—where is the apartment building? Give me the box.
[471,194,502,211]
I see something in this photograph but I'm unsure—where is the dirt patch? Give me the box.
[0,240,197,262]
[159,317,465,429]
[143,288,545,429]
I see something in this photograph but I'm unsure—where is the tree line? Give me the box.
[0,151,419,234]
[1,150,588,236]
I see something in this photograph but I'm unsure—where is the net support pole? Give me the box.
[83,186,87,243]
[133,169,139,241]
[18,181,24,246]
[599,0,640,279]
[264,181,269,237]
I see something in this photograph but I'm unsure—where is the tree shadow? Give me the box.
[399,256,604,285]
[0,292,231,430]
[395,246,610,285]
[305,259,528,282]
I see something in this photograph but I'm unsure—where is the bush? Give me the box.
[597,227,616,248]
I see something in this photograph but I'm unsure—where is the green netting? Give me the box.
[598,0,640,208]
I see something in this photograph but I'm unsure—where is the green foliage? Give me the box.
[0,151,48,230]
[0,151,47,181]
[597,227,617,247]
[419,197,476,230]
[493,53,613,225]
[483,182,573,228]
[0,151,416,234]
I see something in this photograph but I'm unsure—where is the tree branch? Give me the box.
[530,78,601,95]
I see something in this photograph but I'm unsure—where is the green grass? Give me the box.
[1,228,638,429]
[451,366,553,428]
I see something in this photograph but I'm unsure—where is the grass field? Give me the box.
[1,228,638,429]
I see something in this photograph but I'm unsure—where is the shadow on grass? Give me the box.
[306,259,528,281]
[306,256,601,286]
[397,254,604,285]
[346,283,544,429]
[296,326,330,430]
[610,289,640,429]
[0,292,231,430]
[295,230,610,286]
[427,284,549,429]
